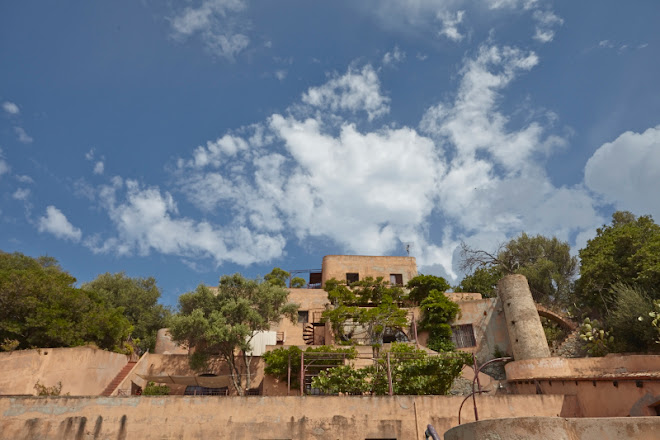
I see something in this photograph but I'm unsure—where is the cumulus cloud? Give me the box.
[38,206,82,242]
[166,50,601,279]
[0,148,10,177]
[94,161,105,175]
[14,127,33,144]
[80,41,601,279]
[12,188,30,201]
[301,65,390,121]
[382,46,406,66]
[2,101,20,115]
[532,10,563,43]
[585,125,660,220]
[274,70,287,81]
[438,10,465,42]
[170,0,250,60]
[86,179,285,266]
[15,174,34,184]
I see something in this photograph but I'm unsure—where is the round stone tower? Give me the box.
[498,274,550,360]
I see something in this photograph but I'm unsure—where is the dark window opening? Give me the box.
[451,324,477,348]
[346,273,359,284]
[382,327,409,343]
[309,272,322,288]
[389,273,403,286]
[298,311,309,324]
[184,386,228,396]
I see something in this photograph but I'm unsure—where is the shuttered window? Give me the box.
[451,324,476,348]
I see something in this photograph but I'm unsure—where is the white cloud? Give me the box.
[167,49,601,280]
[597,39,647,53]
[14,127,33,144]
[88,179,285,265]
[2,101,20,115]
[301,65,390,121]
[420,45,544,169]
[12,188,30,201]
[486,0,538,10]
[94,161,105,175]
[274,70,287,81]
[532,10,563,43]
[438,10,465,42]
[585,125,660,220]
[382,46,406,66]
[15,174,34,184]
[0,148,9,177]
[85,148,95,160]
[38,206,82,242]
[170,0,250,61]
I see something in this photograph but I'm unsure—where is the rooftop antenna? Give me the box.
[404,242,414,256]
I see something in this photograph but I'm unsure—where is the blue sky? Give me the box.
[2,1,659,306]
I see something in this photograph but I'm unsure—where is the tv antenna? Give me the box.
[403,242,414,256]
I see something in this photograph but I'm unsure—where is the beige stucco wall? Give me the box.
[321,255,417,286]
[0,347,128,396]
[0,394,566,440]
[270,288,330,346]
[154,328,188,355]
[413,296,511,363]
[444,416,660,440]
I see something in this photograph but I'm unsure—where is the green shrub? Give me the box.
[579,318,613,357]
[143,382,170,395]
[608,284,657,352]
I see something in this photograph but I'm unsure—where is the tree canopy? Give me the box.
[406,274,451,305]
[169,274,299,395]
[575,211,660,316]
[322,277,407,345]
[454,266,502,298]
[82,272,170,352]
[459,233,578,307]
[0,251,132,352]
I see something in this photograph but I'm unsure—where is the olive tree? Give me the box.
[169,274,298,395]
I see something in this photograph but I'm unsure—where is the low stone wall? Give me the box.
[0,394,566,439]
[0,347,128,396]
[444,416,660,440]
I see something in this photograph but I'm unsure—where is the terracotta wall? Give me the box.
[0,394,566,440]
[506,354,660,381]
[506,355,660,417]
[321,255,417,286]
[0,347,128,396]
[509,378,660,417]
[444,416,660,440]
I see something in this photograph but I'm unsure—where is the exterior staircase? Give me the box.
[100,361,136,396]
[303,324,315,345]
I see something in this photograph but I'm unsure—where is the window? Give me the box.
[389,273,403,286]
[184,386,228,396]
[309,272,322,288]
[298,311,309,324]
[451,324,476,348]
[346,273,359,284]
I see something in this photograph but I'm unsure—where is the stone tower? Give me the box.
[498,274,550,360]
